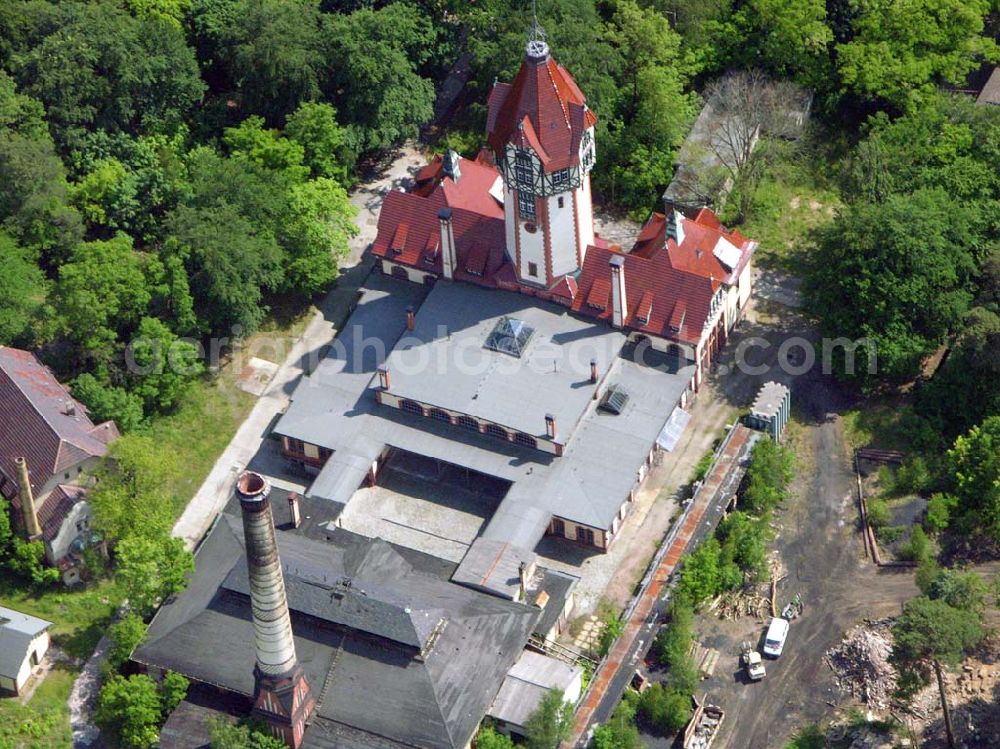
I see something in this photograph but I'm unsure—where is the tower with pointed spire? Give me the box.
[237,471,315,748]
[486,16,597,289]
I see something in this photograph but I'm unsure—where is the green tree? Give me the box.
[285,101,351,184]
[836,0,999,111]
[0,130,83,264]
[805,188,981,386]
[524,689,574,749]
[105,613,149,674]
[15,1,204,147]
[946,416,1000,540]
[89,434,177,542]
[280,177,357,296]
[637,684,691,736]
[55,233,155,370]
[95,674,164,749]
[716,511,770,582]
[592,693,643,749]
[160,671,189,715]
[126,0,192,27]
[735,0,833,86]
[72,373,146,432]
[926,568,988,614]
[0,232,46,345]
[115,532,194,618]
[209,718,287,749]
[165,203,283,335]
[211,0,324,124]
[678,538,723,606]
[322,3,437,153]
[473,725,515,749]
[891,596,984,748]
[126,317,204,414]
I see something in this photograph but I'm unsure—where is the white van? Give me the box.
[762,617,789,658]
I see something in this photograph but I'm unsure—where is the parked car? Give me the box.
[762,617,789,658]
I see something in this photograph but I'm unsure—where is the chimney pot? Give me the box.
[544,413,556,439]
[406,306,415,331]
[287,492,301,529]
[438,208,456,280]
[378,366,391,390]
[609,255,627,328]
[590,358,598,384]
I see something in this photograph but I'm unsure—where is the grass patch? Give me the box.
[0,667,75,749]
[725,133,845,273]
[137,375,255,520]
[841,398,925,454]
[0,579,122,661]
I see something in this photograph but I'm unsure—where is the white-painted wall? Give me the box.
[547,192,577,278]
[47,500,90,565]
[515,197,546,283]
[1,630,49,694]
[576,173,594,262]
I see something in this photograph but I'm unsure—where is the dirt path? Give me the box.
[698,377,919,749]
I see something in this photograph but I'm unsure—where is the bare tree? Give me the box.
[700,70,811,222]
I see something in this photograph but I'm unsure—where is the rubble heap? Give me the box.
[826,619,898,711]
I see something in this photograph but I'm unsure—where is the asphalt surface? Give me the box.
[693,376,918,749]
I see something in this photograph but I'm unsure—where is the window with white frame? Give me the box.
[552,169,569,189]
[518,191,536,219]
[514,150,533,187]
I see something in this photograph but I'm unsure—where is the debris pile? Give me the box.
[706,588,771,620]
[826,619,898,711]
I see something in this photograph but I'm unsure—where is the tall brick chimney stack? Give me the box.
[15,458,42,541]
[237,471,315,748]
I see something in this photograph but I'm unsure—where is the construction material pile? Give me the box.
[707,588,771,620]
[826,619,898,711]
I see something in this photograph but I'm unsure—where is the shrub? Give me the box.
[898,526,933,563]
[104,613,148,675]
[678,538,723,606]
[638,684,691,736]
[599,613,625,657]
[896,456,931,495]
[866,498,891,530]
[924,493,956,534]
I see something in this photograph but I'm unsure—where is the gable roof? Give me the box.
[0,606,51,679]
[486,49,597,172]
[0,347,118,493]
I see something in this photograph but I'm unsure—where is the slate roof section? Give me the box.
[135,515,539,749]
[0,606,51,680]
[486,49,597,172]
[0,347,118,495]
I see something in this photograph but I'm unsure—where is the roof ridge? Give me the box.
[544,61,570,128]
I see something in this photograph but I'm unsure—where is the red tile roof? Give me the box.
[632,209,756,285]
[573,245,717,345]
[486,51,597,172]
[0,347,118,497]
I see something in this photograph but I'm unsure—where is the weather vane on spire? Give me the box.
[526,0,549,58]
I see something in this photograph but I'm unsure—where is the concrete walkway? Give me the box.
[172,144,426,549]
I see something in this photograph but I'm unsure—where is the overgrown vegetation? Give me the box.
[678,438,793,607]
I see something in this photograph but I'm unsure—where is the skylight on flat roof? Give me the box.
[484,316,535,358]
[598,385,630,415]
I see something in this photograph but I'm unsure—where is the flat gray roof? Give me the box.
[384,283,627,440]
[275,275,696,587]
